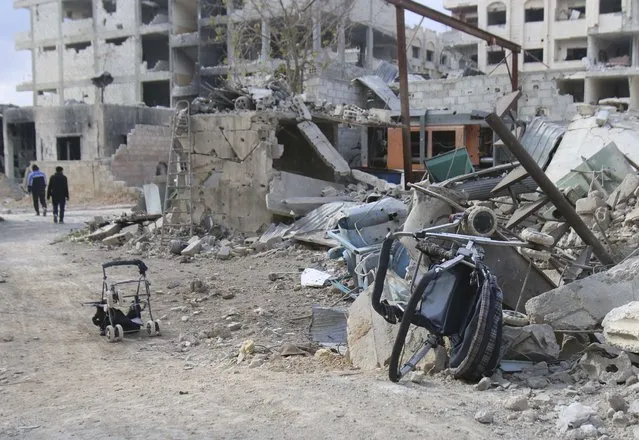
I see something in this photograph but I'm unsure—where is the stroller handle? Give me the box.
[102,260,148,275]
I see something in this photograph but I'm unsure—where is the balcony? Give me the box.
[595,13,624,35]
[553,19,587,39]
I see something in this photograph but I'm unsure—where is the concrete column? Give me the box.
[584,77,597,105]
[261,20,271,61]
[337,17,345,64]
[633,35,639,67]
[57,0,64,105]
[312,4,321,53]
[360,126,368,167]
[629,76,639,110]
[366,26,374,69]
[587,35,598,66]
[29,6,36,106]
[3,120,14,179]
[134,0,142,103]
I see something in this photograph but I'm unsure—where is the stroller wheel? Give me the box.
[154,320,161,336]
[105,325,115,342]
[146,320,155,336]
[115,324,124,341]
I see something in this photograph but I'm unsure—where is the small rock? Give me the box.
[268,273,281,282]
[626,375,639,386]
[181,316,189,322]
[475,376,492,391]
[217,246,232,260]
[248,358,265,368]
[169,239,185,255]
[606,392,628,412]
[505,395,529,412]
[557,402,597,432]
[222,292,235,300]
[612,411,630,427]
[227,322,241,331]
[628,399,639,417]
[606,408,615,419]
[407,371,426,384]
[474,410,494,424]
[527,376,549,389]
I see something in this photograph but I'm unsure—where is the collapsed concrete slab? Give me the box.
[102,231,132,246]
[89,223,122,241]
[526,257,639,330]
[296,121,351,178]
[603,301,639,353]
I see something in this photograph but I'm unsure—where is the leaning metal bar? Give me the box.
[395,6,413,187]
[486,113,615,265]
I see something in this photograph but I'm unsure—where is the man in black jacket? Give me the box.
[47,166,69,224]
[27,164,47,216]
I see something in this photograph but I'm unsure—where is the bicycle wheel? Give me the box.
[388,270,438,382]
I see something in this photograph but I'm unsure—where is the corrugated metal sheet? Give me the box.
[519,117,566,169]
[284,201,360,243]
[354,76,401,111]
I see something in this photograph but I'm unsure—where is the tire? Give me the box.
[503,310,529,327]
[146,320,154,336]
[105,325,115,343]
[388,270,438,383]
[154,320,161,336]
[115,324,124,341]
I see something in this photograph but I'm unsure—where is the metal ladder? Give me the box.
[161,100,194,244]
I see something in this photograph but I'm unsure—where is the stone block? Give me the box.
[526,257,639,330]
[603,301,639,353]
[102,231,132,246]
[89,223,121,241]
[608,174,639,207]
[575,196,606,215]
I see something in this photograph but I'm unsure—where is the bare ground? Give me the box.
[0,206,620,439]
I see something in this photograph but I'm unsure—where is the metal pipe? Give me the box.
[395,6,413,187]
[511,51,519,91]
[485,113,616,266]
[385,0,521,52]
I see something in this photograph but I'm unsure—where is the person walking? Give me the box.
[27,164,47,216]
[47,166,69,224]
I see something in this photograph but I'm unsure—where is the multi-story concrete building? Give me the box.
[443,0,639,107]
[13,0,398,108]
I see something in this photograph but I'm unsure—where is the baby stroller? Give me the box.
[86,260,161,342]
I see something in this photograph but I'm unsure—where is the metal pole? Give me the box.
[395,6,413,187]
[511,51,519,91]
[485,113,615,266]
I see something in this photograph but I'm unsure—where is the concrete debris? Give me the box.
[606,393,629,413]
[602,302,639,353]
[181,237,203,256]
[502,324,560,362]
[89,223,122,241]
[525,257,639,330]
[557,403,598,432]
[578,344,634,385]
[102,231,133,247]
[505,395,529,412]
[474,410,494,424]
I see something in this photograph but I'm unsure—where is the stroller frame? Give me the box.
[90,260,161,342]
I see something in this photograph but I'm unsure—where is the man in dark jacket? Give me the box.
[27,164,47,216]
[47,166,69,224]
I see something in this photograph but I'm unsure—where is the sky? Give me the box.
[0,0,446,107]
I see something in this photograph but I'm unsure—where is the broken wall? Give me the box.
[32,104,98,161]
[408,71,577,121]
[102,105,172,156]
[109,124,172,188]
[96,0,138,32]
[191,112,278,233]
[305,77,367,107]
[34,160,136,202]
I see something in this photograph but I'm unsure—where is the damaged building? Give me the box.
[14,0,400,108]
[442,0,639,109]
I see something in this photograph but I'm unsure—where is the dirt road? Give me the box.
[0,207,547,439]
